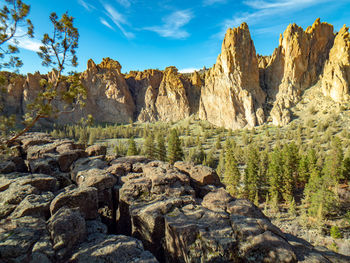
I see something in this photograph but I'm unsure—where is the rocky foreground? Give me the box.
[0,133,349,262]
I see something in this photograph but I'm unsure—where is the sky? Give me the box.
[6,0,350,74]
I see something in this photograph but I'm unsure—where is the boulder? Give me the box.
[0,216,50,262]
[10,192,55,219]
[86,144,107,157]
[48,207,86,258]
[50,186,99,219]
[69,234,158,263]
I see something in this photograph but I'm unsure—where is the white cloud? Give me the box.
[8,28,42,52]
[77,0,95,11]
[14,37,41,52]
[116,0,131,8]
[179,68,200,73]
[144,10,193,39]
[100,17,115,30]
[220,0,333,37]
[102,3,135,39]
[203,0,227,6]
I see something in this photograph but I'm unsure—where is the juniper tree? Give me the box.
[268,148,283,202]
[0,0,33,70]
[143,134,155,159]
[167,129,183,164]
[216,150,225,180]
[281,143,299,202]
[155,133,166,162]
[223,146,240,196]
[7,11,86,144]
[244,145,260,201]
[127,137,137,156]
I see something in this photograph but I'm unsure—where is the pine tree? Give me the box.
[268,148,283,202]
[143,134,155,159]
[203,147,216,168]
[323,137,344,182]
[281,143,299,202]
[155,133,166,162]
[216,150,225,180]
[223,147,240,196]
[244,145,260,201]
[127,137,138,156]
[167,129,183,164]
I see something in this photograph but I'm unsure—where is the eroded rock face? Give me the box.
[76,58,135,123]
[126,69,163,122]
[321,25,350,102]
[155,67,191,122]
[262,18,335,125]
[199,23,266,130]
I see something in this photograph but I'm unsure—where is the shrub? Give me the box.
[330,226,342,239]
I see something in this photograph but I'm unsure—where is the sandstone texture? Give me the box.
[155,66,191,122]
[0,132,349,263]
[321,25,350,102]
[199,23,266,130]
[261,18,335,125]
[1,19,350,129]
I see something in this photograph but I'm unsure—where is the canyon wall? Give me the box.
[0,19,349,129]
[199,23,266,130]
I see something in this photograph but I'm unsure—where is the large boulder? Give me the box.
[50,186,99,219]
[69,234,158,263]
[48,207,86,258]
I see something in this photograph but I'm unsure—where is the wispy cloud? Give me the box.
[203,0,227,6]
[77,0,95,11]
[220,0,333,36]
[144,10,193,39]
[10,37,41,52]
[100,17,115,30]
[102,3,135,38]
[116,0,131,8]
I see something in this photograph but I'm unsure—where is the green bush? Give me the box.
[330,226,342,239]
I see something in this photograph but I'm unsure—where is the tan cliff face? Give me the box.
[262,18,335,125]
[199,23,266,130]
[125,69,163,122]
[155,66,191,122]
[321,25,350,102]
[77,58,135,123]
[1,20,350,129]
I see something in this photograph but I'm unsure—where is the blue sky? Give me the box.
[8,0,350,74]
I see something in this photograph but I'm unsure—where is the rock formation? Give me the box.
[321,25,350,102]
[199,23,266,130]
[125,69,163,122]
[77,57,135,123]
[1,19,350,130]
[261,18,335,125]
[155,66,191,122]
[0,132,349,262]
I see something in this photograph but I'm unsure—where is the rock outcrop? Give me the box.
[199,23,266,130]
[321,25,350,102]
[261,18,335,125]
[126,69,163,122]
[155,66,191,122]
[77,58,135,123]
[1,132,349,262]
[1,20,350,130]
